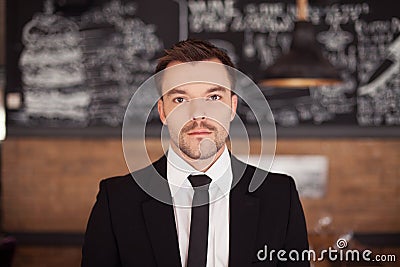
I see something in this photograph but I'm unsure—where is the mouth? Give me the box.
[187,129,213,136]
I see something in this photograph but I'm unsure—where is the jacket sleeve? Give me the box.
[279,176,310,267]
[81,180,121,267]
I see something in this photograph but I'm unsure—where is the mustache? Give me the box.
[182,121,217,133]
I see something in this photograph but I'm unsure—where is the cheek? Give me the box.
[164,104,192,134]
[205,102,232,130]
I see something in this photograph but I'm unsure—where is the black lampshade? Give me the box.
[259,21,342,88]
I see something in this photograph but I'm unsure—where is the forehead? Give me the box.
[160,60,232,95]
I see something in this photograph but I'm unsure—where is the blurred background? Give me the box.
[0,0,399,266]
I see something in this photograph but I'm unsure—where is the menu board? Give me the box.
[5,0,400,136]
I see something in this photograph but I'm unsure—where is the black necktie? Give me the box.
[187,174,212,267]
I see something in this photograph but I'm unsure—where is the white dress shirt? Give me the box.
[167,145,232,267]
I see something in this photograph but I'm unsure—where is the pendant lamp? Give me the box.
[259,0,342,88]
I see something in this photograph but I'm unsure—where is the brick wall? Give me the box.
[2,137,399,233]
[2,137,400,267]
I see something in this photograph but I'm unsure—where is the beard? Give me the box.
[172,120,228,160]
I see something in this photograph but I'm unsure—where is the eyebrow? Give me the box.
[164,86,228,97]
[206,86,228,94]
[164,88,187,97]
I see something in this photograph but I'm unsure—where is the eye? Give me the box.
[173,97,186,103]
[208,94,221,101]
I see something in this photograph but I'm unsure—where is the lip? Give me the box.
[187,129,212,135]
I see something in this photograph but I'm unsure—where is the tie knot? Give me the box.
[188,174,212,189]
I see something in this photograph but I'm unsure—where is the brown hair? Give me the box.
[155,39,236,96]
[155,39,235,73]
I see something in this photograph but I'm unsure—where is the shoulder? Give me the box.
[240,163,303,217]
[232,156,298,196]
[264,171,297,189]
[101,154,165,186]
[253,168,297,196]
[99,173,134,190]
[98,162,159,201]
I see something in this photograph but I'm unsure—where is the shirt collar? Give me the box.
[166,145,232,197]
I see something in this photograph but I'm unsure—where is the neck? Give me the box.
[170,143,226,172]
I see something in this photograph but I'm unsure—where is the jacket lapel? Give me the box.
[229,156,260,267]
[141,155,182,267]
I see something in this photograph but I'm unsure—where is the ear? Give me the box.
[157,98,167,125]
[230,94,238,121]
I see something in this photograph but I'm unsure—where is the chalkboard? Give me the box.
[5,0,400,137]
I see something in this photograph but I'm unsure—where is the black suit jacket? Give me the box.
[82,155,309,267]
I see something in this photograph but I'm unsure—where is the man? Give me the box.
[82,39,309,267]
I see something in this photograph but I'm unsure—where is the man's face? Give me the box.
[157,60,237,161]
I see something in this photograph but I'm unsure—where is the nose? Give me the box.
[189,99,207,121]
[192,115,206,121]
